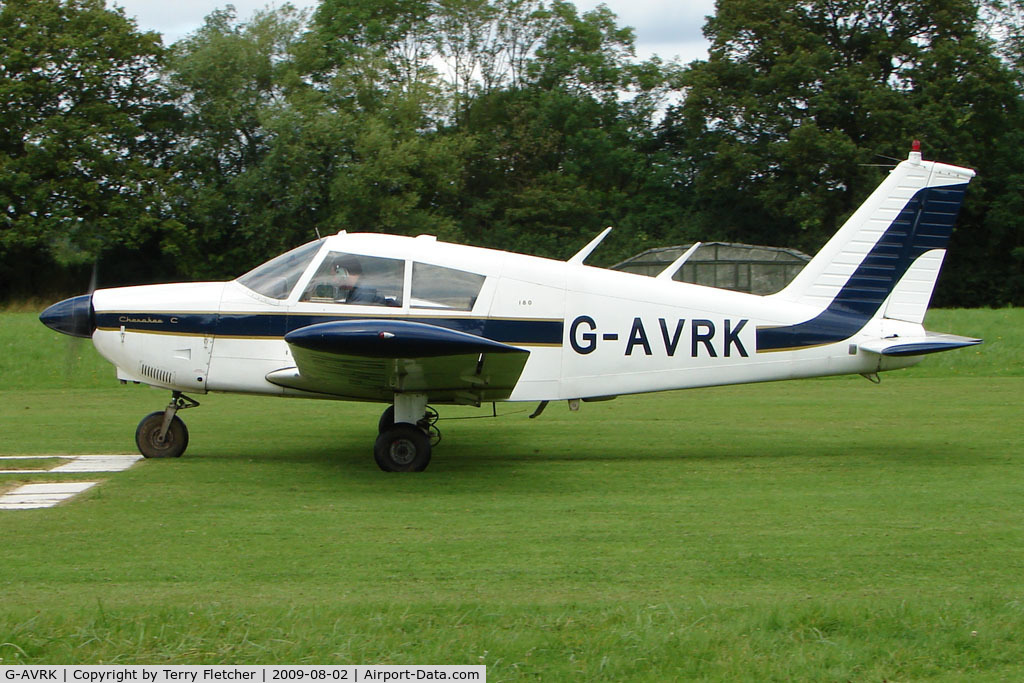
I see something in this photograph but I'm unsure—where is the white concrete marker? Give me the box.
[51,455,143,472]
[0,481,98,509]
[0,455,143,509]
[0,454,141,474]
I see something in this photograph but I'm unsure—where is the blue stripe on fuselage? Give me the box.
[96,311,564,347]
[756,183,968,352]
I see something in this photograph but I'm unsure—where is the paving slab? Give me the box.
[0,455,142,509]
[51,455,142,472]
[0,481,98,509]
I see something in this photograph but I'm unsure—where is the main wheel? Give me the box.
[135,411,189,458]
[374,423,431,472]
[378,405,395,434]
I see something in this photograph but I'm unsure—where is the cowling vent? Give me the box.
[139,363,174,386]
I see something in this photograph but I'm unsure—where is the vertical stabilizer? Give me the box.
[777,145,974,324]
[757,146,974,353]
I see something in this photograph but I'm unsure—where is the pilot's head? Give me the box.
[333,257,362,289]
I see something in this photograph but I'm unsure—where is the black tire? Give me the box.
[378,405,395,434]
[374,423,431,472]
[135,411,189,458]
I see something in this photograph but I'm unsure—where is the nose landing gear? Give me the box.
[135,391,200,459]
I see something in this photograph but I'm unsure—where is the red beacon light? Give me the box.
[909,139,923,163]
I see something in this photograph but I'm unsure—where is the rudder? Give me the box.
[758,145,975,352]
[778,145,974,321]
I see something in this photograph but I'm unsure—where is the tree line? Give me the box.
[2,0,1022,306]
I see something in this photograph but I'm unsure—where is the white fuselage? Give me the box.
[89,232,920,405]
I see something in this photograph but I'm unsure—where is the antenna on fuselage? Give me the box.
[315,227,322,239]
[567,227,613,265]
[655,242,702,281]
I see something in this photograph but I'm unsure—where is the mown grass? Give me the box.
[905,307,1022,377]
[0,308,1021,678]
[0,457,62,471]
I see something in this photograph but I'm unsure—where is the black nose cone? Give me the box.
[40,294,95,338]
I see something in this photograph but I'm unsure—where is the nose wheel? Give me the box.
[135,391,199,459]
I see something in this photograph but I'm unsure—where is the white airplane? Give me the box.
[41,144,981,471]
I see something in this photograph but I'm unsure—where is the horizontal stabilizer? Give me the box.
[859,331,982,357]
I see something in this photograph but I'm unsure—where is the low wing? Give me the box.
[860,331,982,357]
[266,320,530,405]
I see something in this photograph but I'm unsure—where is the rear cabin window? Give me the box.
[237,239,324,300]
[299,252,404,307]
[411,263,485,311]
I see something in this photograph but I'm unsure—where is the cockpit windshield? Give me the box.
[236,239,324,300]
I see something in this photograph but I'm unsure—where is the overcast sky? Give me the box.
[111,0,716,64]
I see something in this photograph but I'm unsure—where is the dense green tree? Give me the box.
[310,0,436,107]
[3,0,1017,305]
[162,5,317,278]
[976,2,1024,303]
[432,0,496,115]
[0,0,174,295]
[303,0,479,242]
[984,0,1024,84]
[164,3,477,278]
[453,1,678,261]
[665,0,1023,305]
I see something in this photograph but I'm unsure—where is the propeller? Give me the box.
[67,260,98,381]
[39,260,99,381]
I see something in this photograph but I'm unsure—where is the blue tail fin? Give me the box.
[758,147,975,352]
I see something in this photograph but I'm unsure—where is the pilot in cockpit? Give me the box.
[332,257,378,304]
[301,253,400,306]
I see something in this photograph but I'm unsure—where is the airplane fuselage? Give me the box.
[89,233,920,406]
[41,148,980,469]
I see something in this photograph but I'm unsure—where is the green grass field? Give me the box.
[1,308,1022,678]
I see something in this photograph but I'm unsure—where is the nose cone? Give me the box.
[40,294,96,338]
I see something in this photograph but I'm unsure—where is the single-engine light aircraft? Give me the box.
[41,145,981,471]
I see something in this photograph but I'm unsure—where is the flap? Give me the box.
[267,319,530,404]
[859,331,982,357]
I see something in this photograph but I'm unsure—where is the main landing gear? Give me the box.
[135,391,199,459]
[133,391,441,472]
[374,393,440,472]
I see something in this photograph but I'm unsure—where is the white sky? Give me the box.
[112,0,715,64]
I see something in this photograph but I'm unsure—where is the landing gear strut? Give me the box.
[135,391,199,459]
[374,393,438,472]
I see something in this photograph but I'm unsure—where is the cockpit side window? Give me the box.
[237,239,324,300]
[299,252,404,307]
[411,263,485,311]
